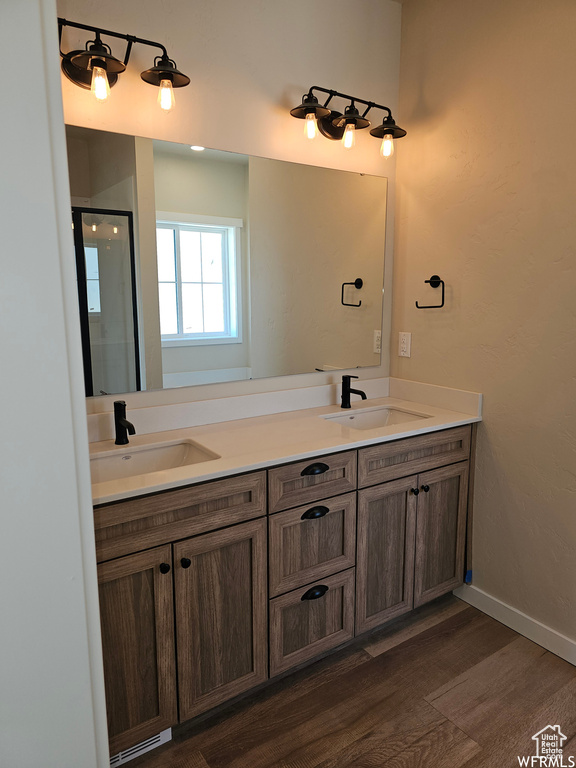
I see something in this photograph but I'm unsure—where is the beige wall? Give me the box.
[395,0,576,638]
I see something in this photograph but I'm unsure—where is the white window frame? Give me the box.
[156,212,243,347]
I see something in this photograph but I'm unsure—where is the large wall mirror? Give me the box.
[65,126,388,397]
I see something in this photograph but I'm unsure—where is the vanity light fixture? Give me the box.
[290,86,406,157]
[58,18,190,111]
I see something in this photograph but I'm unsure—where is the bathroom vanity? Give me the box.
[91,391,478,757]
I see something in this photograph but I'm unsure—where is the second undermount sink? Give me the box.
[323,406,431,431]
[90,439,220,484]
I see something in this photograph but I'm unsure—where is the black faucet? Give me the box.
[114,400,136,445]
[341,375,367,409]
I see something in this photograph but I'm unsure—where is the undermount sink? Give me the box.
[90,439,220,484]
[322,406,430,431]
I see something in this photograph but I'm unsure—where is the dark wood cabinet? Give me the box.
[97,545,177,756]
[414,462,469,607]
[174,518,268,720]
[356,477,417,634]
[95,424,474,755]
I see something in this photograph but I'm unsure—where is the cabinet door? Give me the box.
[268,492,356,597]
[356,477,417,634]
[98,545,177,756]
[269,569,355,677]
[414,462,469,607]
[174,518,268,720]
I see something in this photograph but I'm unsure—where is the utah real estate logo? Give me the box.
[518,725,573,767]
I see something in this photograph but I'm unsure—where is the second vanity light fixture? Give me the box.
[290,86,406,157]
[58,18,190,111]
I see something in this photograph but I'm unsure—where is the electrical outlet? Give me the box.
[373,330,382,354]
[398,332,411,357]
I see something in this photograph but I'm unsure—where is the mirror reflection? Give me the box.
[65,127,388,397]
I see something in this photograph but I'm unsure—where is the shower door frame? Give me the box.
[72,206,141,396]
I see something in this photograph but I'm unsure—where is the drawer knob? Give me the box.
[180,558,192,569]
[301,505,329,520]
[159,562,171,574]
[300,462,330,476]
[301,584,329,601]
[421,484,430,493]
[411,487,420,496]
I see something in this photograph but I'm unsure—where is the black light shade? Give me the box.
[332,103,371,130]
[140,55,190,88]
[61,53,118,89]
[370,115,407,140]
[62,37,124,90]
[70,38,126,74]
[290,93,331,120]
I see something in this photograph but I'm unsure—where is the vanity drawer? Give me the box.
[269,569,355,677]
[268,451,357,513]
[268,492,356,597]
[358,426,471,488]
[94,471,266,562]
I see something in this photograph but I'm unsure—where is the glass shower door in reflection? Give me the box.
[72,208,141,396]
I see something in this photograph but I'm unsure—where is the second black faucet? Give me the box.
[341,375,367,409]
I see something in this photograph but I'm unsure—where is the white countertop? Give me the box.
[90,394,481,505]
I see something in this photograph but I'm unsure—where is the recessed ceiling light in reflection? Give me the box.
[190,145,205,151]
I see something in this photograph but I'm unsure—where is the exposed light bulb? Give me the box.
[92,223,97,232]
[113,226,118,234]
[380,134,395,158]
[342,123,356,149]
[190,145,205,151]
[305,112,317,140]
[91,66,110,101]
[158,79,175,112]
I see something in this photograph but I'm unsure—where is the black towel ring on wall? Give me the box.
[341,278,363,307]
[415,275,445,309]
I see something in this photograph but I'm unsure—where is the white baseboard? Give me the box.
[454,584,576,666]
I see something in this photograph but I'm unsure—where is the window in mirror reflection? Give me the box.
[84,246,102,313]
[156,221,240,345]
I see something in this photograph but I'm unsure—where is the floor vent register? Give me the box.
[109,728,172,766]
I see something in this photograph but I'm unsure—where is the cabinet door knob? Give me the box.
[180,558,192,569]
[301,505,329,520]
[159,562,171,574]
[411,487,420,496]
[300,462,330,476]
[421,485,430,493]
[301,584,329,601]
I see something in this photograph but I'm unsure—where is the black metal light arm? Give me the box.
[308,86,392,120]
[58,17,168,64]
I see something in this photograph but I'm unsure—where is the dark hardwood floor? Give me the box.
[131,596,576,767]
